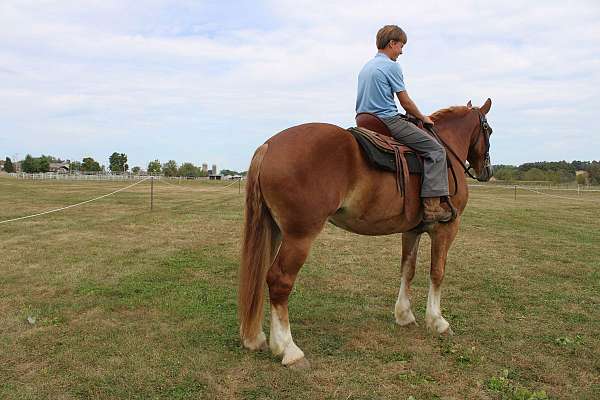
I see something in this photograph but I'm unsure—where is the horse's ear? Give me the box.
[480,98,492,114]
[467,100,472,108]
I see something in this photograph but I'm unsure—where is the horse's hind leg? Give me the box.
[267,234,315,368]
[395,232,421,326]
[426,219,460,335]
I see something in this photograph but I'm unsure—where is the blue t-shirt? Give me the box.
[356,52,406,118]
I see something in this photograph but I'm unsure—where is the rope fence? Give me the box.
[0,177,245,226]
[468,183,600,202]
[158,177,242,192]
[0,177,152,225]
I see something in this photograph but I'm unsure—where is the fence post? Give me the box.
[238,178,241,194]
[514,185,517,200]
[150,177,154,211]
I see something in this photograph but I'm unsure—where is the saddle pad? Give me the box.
[347,127,423,175]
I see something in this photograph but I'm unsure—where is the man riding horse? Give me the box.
[356,25,452,223]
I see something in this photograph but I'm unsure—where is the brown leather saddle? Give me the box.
[353,113,423,195]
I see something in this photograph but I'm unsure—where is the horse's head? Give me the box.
[465,98,493,182]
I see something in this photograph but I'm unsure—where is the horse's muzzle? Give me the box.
[477,164,493,182]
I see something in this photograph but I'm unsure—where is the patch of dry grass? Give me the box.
[1,176,599,399]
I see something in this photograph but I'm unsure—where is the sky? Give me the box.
[1,0,599,171]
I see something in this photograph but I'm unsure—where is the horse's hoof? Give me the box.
[395,314,418,327]
[285,357,311,370]
[394,307,418,326]
[439,326,454,337]
[426,317,452,337]
[242,332,268,351]
[258,340,269,351]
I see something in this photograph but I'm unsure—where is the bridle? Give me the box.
[427,107,493,192]
[465,109,493,180]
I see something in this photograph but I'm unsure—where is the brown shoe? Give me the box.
[422,197,453,223]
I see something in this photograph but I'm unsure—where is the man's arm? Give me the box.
[397,91,434,125]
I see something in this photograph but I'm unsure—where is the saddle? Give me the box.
[350,113,423,195]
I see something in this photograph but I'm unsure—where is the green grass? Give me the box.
[0,176,599,399]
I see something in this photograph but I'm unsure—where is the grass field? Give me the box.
[1,176,599,399]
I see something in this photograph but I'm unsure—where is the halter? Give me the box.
[428,107,493,188]
[465,109,493,179]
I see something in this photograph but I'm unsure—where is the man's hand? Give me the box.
[397,91,433,125]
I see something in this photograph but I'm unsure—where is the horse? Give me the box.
[238,99,494,368]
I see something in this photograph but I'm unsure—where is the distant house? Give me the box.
[0,160,4,171]
[49,162,70,173]
[209,175,222,180]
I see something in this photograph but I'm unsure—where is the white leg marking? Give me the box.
[269,304,305,365]
[395,277,416,326]
[425,281,450,334]
[242,330,267,351]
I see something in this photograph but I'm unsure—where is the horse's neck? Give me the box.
[436,117,475,162]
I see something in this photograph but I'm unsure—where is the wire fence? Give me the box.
[468,183,600,202]
[0,176,245,226]
[0,177,152,225]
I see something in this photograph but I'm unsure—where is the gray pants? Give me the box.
[382,115,449,197]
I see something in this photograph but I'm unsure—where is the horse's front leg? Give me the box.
[426,218,460,335]
[395,231,421,326]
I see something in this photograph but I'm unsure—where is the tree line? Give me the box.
[2,153,245,177]
[493,161,600,184]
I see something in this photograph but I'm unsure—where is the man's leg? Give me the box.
[382,115,451,223]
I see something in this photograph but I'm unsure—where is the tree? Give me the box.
[162,160,178,177]
[493,165,518,181]
[589,162,600,185]
[523,168,547,182]
[81,157,101,172]
[178,162,199,178]
[109,152,128,173]
[220,169,239,176]
[21,154,39,174]
[38,155,51,173]
[4,157,14,173]
[576,173,587,185]
[70,161,82,172]
[132,166,141,175]
[147,160,161,175]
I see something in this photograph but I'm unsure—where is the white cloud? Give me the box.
[0,0,599,169]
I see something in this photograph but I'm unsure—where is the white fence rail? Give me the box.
[5,173,242,182]
[9,172,162,181]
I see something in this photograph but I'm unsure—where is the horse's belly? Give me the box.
[328,209,416,236]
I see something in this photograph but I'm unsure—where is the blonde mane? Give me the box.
[430,106,471,122]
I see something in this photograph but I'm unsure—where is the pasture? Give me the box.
[0,176,598,399]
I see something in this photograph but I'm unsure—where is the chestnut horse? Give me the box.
[239,99,493,368]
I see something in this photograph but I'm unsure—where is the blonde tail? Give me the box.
[238,143,277,342]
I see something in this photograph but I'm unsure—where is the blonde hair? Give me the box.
[376,25,407,49]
